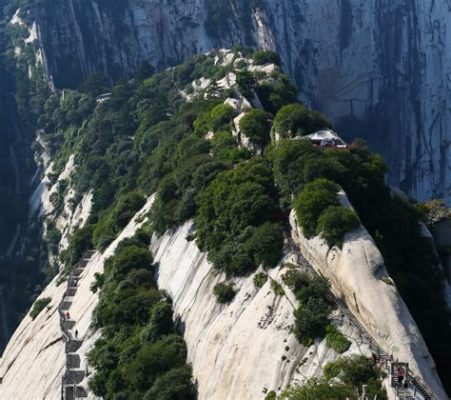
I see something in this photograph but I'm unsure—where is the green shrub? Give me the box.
[285,271,333,345]
[90,272,105,293]
[325,325,351,353]
[293,179,340,238]
[209,103,235,131]
[252,50,280,65]
[283,357,386,399]
[88,235,195,398]
[303,157,348,184]
[122,335,187,391]
[273,104,330,138]
[269,139,322,208]
[61,224,93,265]
[46,222,62,253]
[196,158,283,276]
[294,275,330,304]
[265,390,277,400]
[213,282,236,303]
[323,355,386,400]
[144,366,197,400]
[239,109,272,146]
[253,272,268,288]
[236,70,256,97]
[282,269,310,290]
[324,356,371,385]
[271,280,285,296]
[142,301,174,341]
[30,297,51,320]
[255,74,297,114]
[113,191,147,229]
[293,297,332,346]
[280,378,354,400]
[316,206,360,248]
[244,222,284,268]
[211,130,250,163]
[93,191,146,249]
[108,245,153,280]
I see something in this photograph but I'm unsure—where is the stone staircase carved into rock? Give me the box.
[287,239,435,400]
[58,250,95,400]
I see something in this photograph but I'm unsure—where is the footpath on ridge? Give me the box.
[288,238,435,400]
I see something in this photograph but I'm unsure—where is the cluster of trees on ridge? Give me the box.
[12,45,451,396]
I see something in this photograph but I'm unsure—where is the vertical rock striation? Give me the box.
[29,0,451,202]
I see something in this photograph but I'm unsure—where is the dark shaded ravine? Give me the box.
[0,91,43,351]
[0,92,21,347]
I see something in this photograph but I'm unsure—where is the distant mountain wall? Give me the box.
[28,0,451,203]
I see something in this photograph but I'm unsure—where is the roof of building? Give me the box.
[295,129,347,146]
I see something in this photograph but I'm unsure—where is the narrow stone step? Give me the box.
[60,301,72,311]
[62,319,76,330]
[64,385,88,399]
[291,241,433,400]
[68,280,78,288]
[84,250,96,258]
[72,268,84,277]
[65,369,85,385]
[66,353,81,369]
[78,259,90,268]
[66,339,83,353]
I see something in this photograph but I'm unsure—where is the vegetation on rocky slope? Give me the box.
[29,297,51,320]
[88,231,196,399]
[4,21,451,393]
[30,49,450,387]
[280,355,386,400]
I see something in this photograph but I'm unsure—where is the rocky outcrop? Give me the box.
[1,190,447,398]
[0,196,154,399]
[289,190,447,400]
[23,0,451,202]
[151,220,376,399]
[0,194,380,400]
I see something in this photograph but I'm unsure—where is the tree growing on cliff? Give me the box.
[273,103,330,138]
[239,109,272,146]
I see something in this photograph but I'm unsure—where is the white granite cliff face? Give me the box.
[0,196,155,400]
[289,190,447,400]
[0,186,447,398]
[150,221,375,400]
[0,209,373,399]
[26,0,451,203]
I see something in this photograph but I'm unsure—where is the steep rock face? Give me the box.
[289,190,447,400]
[1,190,446,398]
[151,221,371,400]
[0,198,376,400]
[29,0,451,202]
[0,195,154,399]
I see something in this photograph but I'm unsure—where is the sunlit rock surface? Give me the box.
[29,0,451,202]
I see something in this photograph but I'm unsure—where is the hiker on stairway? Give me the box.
[397,366,405,386]
[371,353,377,365]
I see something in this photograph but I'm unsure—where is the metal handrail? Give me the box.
[287,239,435,400]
